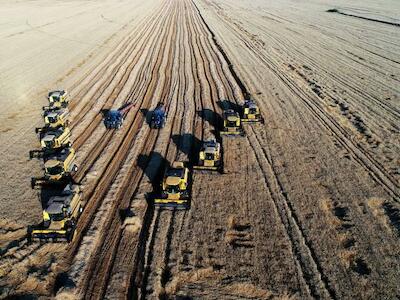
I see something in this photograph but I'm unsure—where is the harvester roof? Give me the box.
[42,134,56,142]
[46,202,64,214]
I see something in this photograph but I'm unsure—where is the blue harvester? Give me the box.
[103,102,134,129]
[150,103,166,129]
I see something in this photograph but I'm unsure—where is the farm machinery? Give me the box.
[31,147,78,189]
[193,139,222,171]
[241,99,263,123]
[220,109,244,136]
[43,90,69,110]
[29,127,72,158]
[154,161,190,209]
[150,103,166,129]
[27,184,83,242]
[103,102,134,129]
[36,108,70,133]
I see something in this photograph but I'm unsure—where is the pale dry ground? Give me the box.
[0,0,156,225]
[0,0,399,298]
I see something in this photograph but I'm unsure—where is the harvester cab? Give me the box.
[27,184,83,242]
[220,109,244,136]
[36,108,70,133]
[241,100,263,123]
[44,90,68,110]
[31,147,78,189]
[155,161,190,209]
[194,140,222,171]
[29,127,72,159]
[103,102,134,129]
[150,103,166,129]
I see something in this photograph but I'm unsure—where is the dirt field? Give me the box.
[0,0,399,298]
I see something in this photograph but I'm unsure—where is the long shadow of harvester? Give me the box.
[196,108,223,137]
[171,133,202,166]
[140,108,153,127]
[217,99,242,114]
[128,151,170,297]
[137,151,170,201]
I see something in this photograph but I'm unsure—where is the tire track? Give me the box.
[76,3,181,298]
[200,0,399,201]
[187,0,334,297]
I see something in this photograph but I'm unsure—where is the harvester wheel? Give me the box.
[31,178,36,189]
[66,227,75,243]
[27,226,33,243]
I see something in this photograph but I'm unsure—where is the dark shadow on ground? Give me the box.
[196,108,223,135]
[217,99,241,113]
[137,151,169,199]
[171,133,202,166]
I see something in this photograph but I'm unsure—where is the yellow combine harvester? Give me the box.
[241,100,264,123]
[155,161,190,209]
[43,90,69,110]
[27,184,83,242]
[31,147,78,189]
[193,139,222,171]
[36,108,70,133]
[29,127,72,158]
[220,109,244,136]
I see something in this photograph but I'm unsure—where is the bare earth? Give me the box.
[0,0,399,298]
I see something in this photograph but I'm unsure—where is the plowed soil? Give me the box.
[0,0,399,298]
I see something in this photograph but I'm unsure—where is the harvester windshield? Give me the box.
[166,168,184,178]
[205,153,214,160]
[248,107,257,114]
[166,184,180,194]
[50,212,65,221]
[47,115,57,123]
[226,120,236,127]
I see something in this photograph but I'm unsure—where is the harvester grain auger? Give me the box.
[31,147,78,189]
[29,126,72,159]
[193,139,222,172]
[42,90,68,110]
[27,184,84,242]
[154,161,190,210]
[35,108,70,133]
[220,109,244,136]
[241,99,264,123]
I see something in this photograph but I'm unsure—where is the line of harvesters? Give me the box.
[152,99,263,210]
[26,96,262,242]
[28,91,83,242]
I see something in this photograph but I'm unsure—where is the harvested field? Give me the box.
[0,0,399,298]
